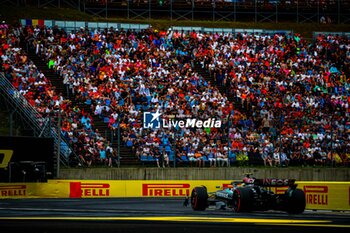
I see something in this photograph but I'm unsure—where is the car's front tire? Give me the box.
[191,186,208,211]
[232,187,253,212]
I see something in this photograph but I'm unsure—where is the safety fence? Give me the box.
[20,19,150,32]
[0,180,349,211]
[171,26,292,35]
[21,18,295,35]
[4,0,350,24]
[22,18,350,41]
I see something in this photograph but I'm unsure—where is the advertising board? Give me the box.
[0,180,349,211]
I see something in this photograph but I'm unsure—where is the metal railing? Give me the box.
[0,73,49,137]
[0,72,73,168]
[20,19,150,32]
[171,26,293,36]
[2,0,350,24]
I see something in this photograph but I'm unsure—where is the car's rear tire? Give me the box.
[232,187,253,212]
[286,188,306,214]
[191,186,208,211]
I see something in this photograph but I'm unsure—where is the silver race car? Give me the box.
[190,175,306,214]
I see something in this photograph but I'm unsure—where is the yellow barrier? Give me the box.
[0,181,68,198]
[61,180,228,198]
[266,182,349,211]
[0,180,349,211]
[298,182,349,211]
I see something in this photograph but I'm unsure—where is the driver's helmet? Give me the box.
[243,177,254,184]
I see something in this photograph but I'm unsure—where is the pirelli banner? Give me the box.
[0,180,349,211]
[0,181,69,198]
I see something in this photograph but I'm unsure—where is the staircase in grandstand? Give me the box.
[0,72,71,174]
[193,62,242,112]
[22,42,138,166]
[193,62,247,146]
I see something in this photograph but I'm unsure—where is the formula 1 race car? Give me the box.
[190,175,306,214]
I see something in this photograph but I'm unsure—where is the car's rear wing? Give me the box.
[253,178,296,187]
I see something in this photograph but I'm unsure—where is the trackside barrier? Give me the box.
[0,180,349,211]
[20,19,150,32]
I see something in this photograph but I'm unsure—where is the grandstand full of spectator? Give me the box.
[1,22,349,168]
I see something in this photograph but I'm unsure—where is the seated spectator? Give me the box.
[215,149,225,167]
[194,150,204,167]
[163,148,170,168]
[99,148,108,165]
[208,148,217,167]
[188,149,196,167]
[153,148,162,168]
[280,150,290,167]
[273,148,281,167]
[261,147,273,167]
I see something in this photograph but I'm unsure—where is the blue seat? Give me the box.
[126,140,133,147]
[162,137,169,145]
[147,96,152,103]
[85,99,92,105]
[103,117,110,123]
[229,151,237,165]
[140,155,148,161]
[181,155,189,162]
[169,151,175,161]
[229,151,236,162]
[165,145,171,153]
[148,155,154,161]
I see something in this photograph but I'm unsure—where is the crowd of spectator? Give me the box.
[195,30,350,167]
[1,22,350,168]
[0,24,119,167]
[28,24,233,168]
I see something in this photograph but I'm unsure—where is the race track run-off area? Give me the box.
[0,198,349,233]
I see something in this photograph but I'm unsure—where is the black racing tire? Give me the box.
[286,188,306,214]
[191,186,208,211]
[232,187,253,212]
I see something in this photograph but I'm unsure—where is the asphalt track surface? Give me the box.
[0,198,349,233]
